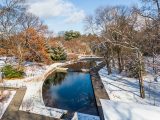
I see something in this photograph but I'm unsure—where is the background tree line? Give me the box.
[1,0,159,98]
[85,0,160,98]
[0,0,68,64]
[0,0,97,64]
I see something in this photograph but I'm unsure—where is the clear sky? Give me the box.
[26,0,140,34]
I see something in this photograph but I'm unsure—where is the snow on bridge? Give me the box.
[78,55,103,61]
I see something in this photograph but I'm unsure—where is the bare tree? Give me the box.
[85,6,146,98]
[0,0,50,65]
[137,0,160,74]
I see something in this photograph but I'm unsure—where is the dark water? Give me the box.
[42,72,98,116]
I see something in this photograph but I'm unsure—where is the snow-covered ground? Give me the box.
[0,56,49,78]
[19,63,68,119]
[72,112,100,120]
[0,56,18,68]
[1,56,160,119]
[99,66,160,120]
[0,91,16,119]
[99,67,160,106]
[19,63,67,119]
[100,99,160,120]
[0,59,68,119]
[24,62,49,77]
[0,58,101,119]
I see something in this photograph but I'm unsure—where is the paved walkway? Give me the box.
[2,88,58,120]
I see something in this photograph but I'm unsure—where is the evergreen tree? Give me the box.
[49,47,67,61]
[44,40,67,61]
[64,30,81,40]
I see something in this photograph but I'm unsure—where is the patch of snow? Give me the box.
[0,90,16,119]
[155,76,160,82]
[0,57,18,66]
[99,67,160,107]
[0,61,5,68]
[100,99,160,120]
[0,72,3,81]
[24,65,48,77]
[0,79,26,88]
[29,106,66,118]
[0,57,7,61]
[72,112,100,120]
[78,55,103,60]
[0,56,21,69]
[96,61,102,65]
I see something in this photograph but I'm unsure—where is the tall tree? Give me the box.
[85,6,146,98]
[138,0,160,74]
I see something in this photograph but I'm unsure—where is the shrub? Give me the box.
[2,65,24,79]
[24,50,42,62]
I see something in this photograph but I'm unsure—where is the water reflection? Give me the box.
[43,72,98,115]
[64,61,96,72]
[44,72,66,86]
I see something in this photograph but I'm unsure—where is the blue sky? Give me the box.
[27,0,140,34]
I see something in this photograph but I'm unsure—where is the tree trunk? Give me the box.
[121,56,125,70]
[151,38,157,74]
[138,51,145,98]
[112,58,116,69]
[106,59,112,75]
[155,0,160,21]
[17,45,23,70]
[152,53,157,74]
[117,50,123,73]
[138,71,145,98]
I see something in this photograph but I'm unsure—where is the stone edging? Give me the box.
[90,61,110,120]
